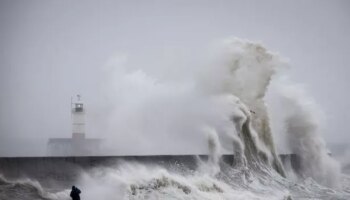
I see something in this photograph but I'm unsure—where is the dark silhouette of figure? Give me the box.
[70,186,81,200]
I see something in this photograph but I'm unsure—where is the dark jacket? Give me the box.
[70,186,81,200]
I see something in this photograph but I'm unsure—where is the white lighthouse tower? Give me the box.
[47,95,102,156]
[71,94,85,140]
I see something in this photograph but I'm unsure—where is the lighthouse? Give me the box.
[70,94,87,155]
[71,95,85,140]
[47,95,102,156]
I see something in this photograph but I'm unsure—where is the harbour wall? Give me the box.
[0,154,299,190]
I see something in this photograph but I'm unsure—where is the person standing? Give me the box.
[70,186,81,200]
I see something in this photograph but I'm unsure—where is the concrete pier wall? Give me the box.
[0,154,299,190]
[0,155,229,189]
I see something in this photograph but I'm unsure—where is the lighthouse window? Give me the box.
[75,104,83,112]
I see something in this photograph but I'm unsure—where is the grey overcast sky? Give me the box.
[0,0,349,156]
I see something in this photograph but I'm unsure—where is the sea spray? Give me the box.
[76,162,291,200]
[274,83,341,188]
[204,127,221,175]
[0,175,69,200]
[209,38,286,176]
[91,38,286,176]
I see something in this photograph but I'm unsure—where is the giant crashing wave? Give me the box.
[1,38,350,200]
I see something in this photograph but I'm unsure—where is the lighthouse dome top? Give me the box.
[73,94,83,102]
